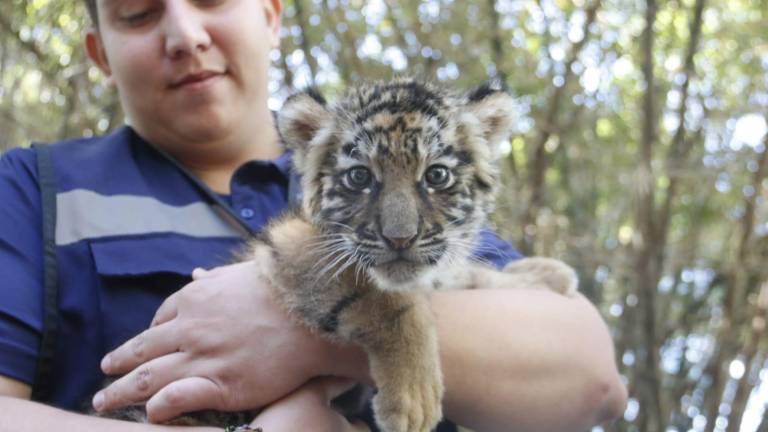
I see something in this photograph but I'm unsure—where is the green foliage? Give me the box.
[2,0,768,430]
[0,0,118,148]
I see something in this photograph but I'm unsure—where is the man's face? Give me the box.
[86,0,282,148]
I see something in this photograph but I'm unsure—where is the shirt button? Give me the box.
[240,208,255,219]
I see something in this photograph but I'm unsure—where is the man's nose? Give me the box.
[163,1,212,58]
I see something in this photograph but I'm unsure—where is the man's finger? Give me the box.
[94,351,188,412]
[145,377,225,423]
[101,321,180,374]
[150,290,180,327]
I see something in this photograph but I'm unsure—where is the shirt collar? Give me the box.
[271,150,293,178]
[128,125,293,181]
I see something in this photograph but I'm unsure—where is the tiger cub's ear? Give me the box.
[277,88,332,155]
[462,80,517,148]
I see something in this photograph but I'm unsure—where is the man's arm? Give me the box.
[431,289,626,431]
[320,289,627,432]
[0,375,31,398]
[0,377,218,432]
[321,288,626,431]
[0,375,369,432]
[98,263,626,431]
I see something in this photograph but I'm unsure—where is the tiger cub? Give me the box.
[255,79,578,432]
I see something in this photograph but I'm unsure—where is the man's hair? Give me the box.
[83,0,98,26]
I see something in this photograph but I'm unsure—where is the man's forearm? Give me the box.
[0,397,219,432]
[324,288,626,431]
[432,288,627,431]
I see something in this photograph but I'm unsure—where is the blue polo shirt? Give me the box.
[0,126,520,419]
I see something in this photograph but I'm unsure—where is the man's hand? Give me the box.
[92,261,362,423]
[249,377,369,432]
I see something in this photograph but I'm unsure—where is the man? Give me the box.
[0,0,627,430]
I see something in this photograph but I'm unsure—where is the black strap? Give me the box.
[148,146,258,238]
[153,112,301,237]
[287,172,302,208]
[27,138,301,402]
[149,143,302,239]
[31,143,59,403]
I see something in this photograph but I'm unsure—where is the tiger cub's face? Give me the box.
[278,79,516,290]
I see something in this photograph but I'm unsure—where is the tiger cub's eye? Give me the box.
[424,165,451,189]
[344,167,373,191]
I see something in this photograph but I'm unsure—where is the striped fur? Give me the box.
[277,79,515,290]
[263,79,575,432]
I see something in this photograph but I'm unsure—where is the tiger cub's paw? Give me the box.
[373,375,443,432]
[502,257,579,297]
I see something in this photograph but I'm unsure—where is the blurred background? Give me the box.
[0,0,766,430]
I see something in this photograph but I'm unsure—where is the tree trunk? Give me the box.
[634,0,663,430]
[655,0,705,266]
[322,0,364,84]
[520,0,602,254]
[292,0,318,85]
[59,79,78,140]
[278,43,296,88]
[486,0,507,83]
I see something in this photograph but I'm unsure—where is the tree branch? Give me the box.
[293,0,318,85]
[519,0,602,254]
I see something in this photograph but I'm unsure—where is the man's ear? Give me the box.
[264,0,282,49]
[462,81,517,147]
[277,88,332,156]
[85,30,114,85]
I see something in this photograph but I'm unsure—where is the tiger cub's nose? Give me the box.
[383,234,418,251]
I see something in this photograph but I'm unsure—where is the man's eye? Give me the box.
[343,167,373,191]
[120,9,158,26]
[424,165,452,189]
[195,0,226,6]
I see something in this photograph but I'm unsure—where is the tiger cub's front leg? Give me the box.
[259,216,443,432]
[339,291,443,432]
